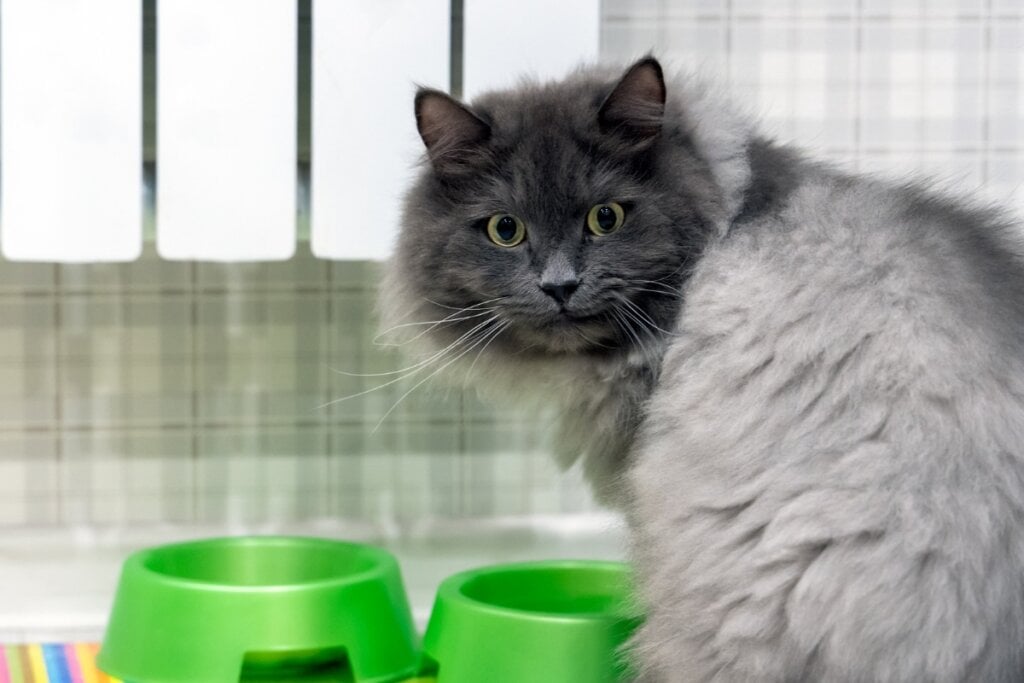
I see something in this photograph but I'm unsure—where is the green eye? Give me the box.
[587,202,625,236]
[486,214,526,247]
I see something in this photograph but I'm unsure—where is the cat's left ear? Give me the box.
[598,57,666,147]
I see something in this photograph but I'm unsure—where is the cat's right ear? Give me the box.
[415,89,491,174]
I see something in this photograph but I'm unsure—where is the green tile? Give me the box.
[195,427,329,523]
[0,243,606,527]
[0,362,57,429]
[0,257,55,294]
[396,422,459,456]
[0,433,58,495]
[390,378,463,424]
[59,358,129,428]
[59,262,128,293]
[197,242,328,292]
[125,243,192,291]
[59,296,129,359]
[0,299,56,362]
[126,295,192,358]
[330,424,399,458]
[60,429,194,524]
[329,260,382,291]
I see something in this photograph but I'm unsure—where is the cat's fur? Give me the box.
[381,57,1024,681]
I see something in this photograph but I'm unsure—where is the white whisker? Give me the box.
[573,321,613,349]
[320,316,498,403]
[370,318,503,432]
[611,306,648,359]
[372,308,493,347]
[465,320,511,381]
[423,295,508,312]
[619,295,678,336]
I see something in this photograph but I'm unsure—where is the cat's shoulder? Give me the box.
[700,170,1022,298]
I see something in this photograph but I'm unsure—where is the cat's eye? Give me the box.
[486,214,526,247]
[587,202,626,236]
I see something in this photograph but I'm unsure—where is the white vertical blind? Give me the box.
[310,0,449,261]
[463,0,600,101]
[1,0,142,262]
[157,0,296,261]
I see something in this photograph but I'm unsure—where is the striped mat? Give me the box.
[0,645,438,683]
[0,644,121,683]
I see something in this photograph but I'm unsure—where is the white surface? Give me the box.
[156,0,296,261]
[0,0,142,263]
[463,0,600,100]
[0,516,625,642]
[310,0,449,261]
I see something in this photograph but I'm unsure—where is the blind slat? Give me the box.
[1,0,142,263]
[157,0,296,261]
[310,0,450,261]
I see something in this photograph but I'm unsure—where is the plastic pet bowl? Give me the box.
[97,536,419,683]
[422,560,641,682]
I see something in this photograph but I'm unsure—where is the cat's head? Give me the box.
[382,57,742,372]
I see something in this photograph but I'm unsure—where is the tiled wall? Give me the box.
[0,246,595,527]
[602,0,1023,213]
[1,0,1020,530]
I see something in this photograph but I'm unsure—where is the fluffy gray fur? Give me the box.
[381,57,1024,680]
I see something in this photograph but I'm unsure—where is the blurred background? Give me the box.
[0,0,1020,641]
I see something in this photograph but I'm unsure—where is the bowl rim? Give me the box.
[434,559,639,622]
[124,534,397,592]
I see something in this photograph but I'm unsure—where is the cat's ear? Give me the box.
[415,88,491,173]
[598,57,666,146]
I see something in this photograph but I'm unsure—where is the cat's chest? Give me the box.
[547,352,662,499]
[561,352,661,452]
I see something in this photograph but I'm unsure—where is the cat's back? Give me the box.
[630,170,1024,680]
[676,169,1024,391]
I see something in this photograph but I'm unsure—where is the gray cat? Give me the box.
[381,56,1024,681]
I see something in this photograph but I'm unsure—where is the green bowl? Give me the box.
[422,560,641,682]
[98,536,419,683]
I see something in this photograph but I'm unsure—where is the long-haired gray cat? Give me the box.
[381,57,1024,681]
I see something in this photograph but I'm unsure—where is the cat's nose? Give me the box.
[540,278,579,304]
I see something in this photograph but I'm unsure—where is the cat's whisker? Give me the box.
[371,317,504,432]
[620,307,655,356]
[631,287,683,300]
[631,279,684,295]
[373,296,507,347]
[320,316,499,404]
[573,322,614,349]
[619,296,679,337]
[610,306,649,360]
[318,364,426,410]
[511,342,540,356]
[423,295,508,312]
[464,319,511,381]
[615,300,667,361]
[374,307,491,337]
[334,315,498,378]
[652,262,689,282]
[372,308,494,348]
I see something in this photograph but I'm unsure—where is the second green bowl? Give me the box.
[422,560,641,682]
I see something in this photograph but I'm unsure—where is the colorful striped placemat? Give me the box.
[0,645,439,683]
[0,644,121,683]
